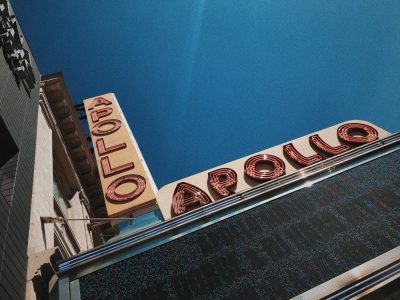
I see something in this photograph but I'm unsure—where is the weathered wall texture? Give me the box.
[28,105,54,255]
[26,99,94,300]
[0,22,40,300]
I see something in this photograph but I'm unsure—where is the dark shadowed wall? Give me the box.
[0,4,40,299]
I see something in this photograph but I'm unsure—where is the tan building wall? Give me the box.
[27,105,54,256]
[69,191,92,251]
[26,91,94,300]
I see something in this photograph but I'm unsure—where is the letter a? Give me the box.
[172,182,211,215]
[88,97,112,110]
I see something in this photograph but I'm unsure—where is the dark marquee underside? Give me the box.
[79,149,400,299]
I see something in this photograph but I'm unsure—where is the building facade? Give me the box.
[25,73,100,300]
[0,2,119,298]
[1,1,399,299]
[52,121,400,299]
[0,1,40,299]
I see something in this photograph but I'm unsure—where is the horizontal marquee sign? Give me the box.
[84,93,157,218]
[157,121,390,220]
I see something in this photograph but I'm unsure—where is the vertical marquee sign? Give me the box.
[84,93,157,218]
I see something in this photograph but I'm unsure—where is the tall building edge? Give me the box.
[0,1,40,299]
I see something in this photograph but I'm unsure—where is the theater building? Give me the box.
[25,73,115,300]
[51,117,400,299]
[1,1,400,299]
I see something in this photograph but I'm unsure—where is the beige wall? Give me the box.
[69,191,92,251]
[28,105,54,256]
[26,101,93,300]
[26,105,54,300]
[28,103,93,256]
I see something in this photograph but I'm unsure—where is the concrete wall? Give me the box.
[26,101,93,300]
[27,105,54,255]
[0,5,40,299]
[69,192,92,252]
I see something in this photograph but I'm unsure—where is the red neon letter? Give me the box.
[88,97,112,110]
[106,175,146,202]
[172,182,211,215]
[91,107,113,123]
[96,138,127,156]
[91,119,121,136]
[244,154,285,181]
[337,123,379,144]
[309,134,349,156]
[283,143,324,167]
[100,157,134,178]
[208,168,237,197]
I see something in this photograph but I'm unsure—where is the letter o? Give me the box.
[244,154,285,181]
[337,123,378,144]
[106,175,146,202]
[91,119,121,136]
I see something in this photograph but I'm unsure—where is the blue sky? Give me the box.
[12,0,400,188]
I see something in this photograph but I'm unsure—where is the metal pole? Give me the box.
[40,216,135,223]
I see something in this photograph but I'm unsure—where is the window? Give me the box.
[0,117,19,206]
[53,176,69,217]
